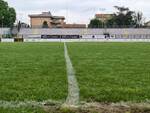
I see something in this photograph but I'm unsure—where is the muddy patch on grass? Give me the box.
[43,102,150,113]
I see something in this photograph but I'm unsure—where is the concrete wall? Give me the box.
[19,28,150,35]
[23,38,150,42]
[1,38,14,42]
[1,38,150,43]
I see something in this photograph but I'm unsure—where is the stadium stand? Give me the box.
[18,28,150,39]
[1,28,150,41]
[0,28,10,35]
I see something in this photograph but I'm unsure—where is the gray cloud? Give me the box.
[5,0,150,24]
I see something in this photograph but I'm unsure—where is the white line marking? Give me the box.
[0,101,43,108]
[64,42,80,106]
[0,100,61,108]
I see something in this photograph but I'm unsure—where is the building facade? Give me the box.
[95,14,113,22]
[145,21,150,27]
[29,12,65,28]
[29,12,86,28]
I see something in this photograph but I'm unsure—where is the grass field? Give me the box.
[67,42,150,102]
[1,42,150,112]
[0,43,67,101]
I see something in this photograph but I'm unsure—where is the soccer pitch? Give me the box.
[0,42,150,112]
[67,42,150,102]
[0,43,67,101]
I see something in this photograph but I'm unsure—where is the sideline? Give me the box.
[63,42,80,107]
[0,100,61,108]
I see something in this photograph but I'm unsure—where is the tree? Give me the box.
[106,6,141,28]
[42,21,49,28]
[134,12,144,28]
[106,17,116,28]
[88,19,103,28]
[0,0,16,27]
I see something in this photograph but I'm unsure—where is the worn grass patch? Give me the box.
[0,107,46,113]
[67,42,150,102]
[0,43,67,101]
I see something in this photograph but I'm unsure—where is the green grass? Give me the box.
[1,42,150,107]
[67,42,150,102]
[0,107,46,113]
[0,43,67,101]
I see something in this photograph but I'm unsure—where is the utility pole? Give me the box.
[2,16,4,28]
[99,8,106,28]
[66,0,69,23]
[1,16,4,38]
[99,8,107,36]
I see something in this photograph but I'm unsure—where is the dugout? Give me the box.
[104,33,110,38]
[14,38,24,42]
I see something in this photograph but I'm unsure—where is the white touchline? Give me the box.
[0,100,61,108]
[0,100,43,108]
[63,42,80,107]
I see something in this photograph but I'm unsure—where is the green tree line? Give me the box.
[0,0,16,27]
[88,6,144,28]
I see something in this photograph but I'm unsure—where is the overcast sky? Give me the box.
[5,0,150,24]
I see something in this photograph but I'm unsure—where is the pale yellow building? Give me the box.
[29,12,65,28]
[145,21,150,27]
[95,14,113,22]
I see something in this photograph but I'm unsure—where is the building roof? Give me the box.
[29,12,65,19]
[29,12,52,18]
[51,16,65,19]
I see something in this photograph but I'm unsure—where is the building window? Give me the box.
[42,21,49,28]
